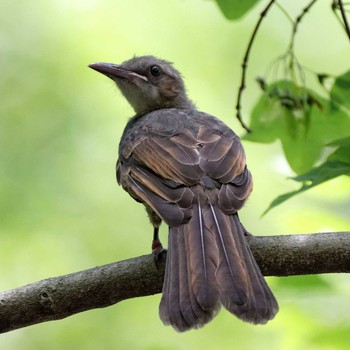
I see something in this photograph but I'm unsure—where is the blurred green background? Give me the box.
[1,0,349,349]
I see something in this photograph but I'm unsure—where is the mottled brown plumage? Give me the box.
[89,56,278,331]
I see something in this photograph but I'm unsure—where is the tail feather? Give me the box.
[206,204,249,308]
[176,225,203,327]
[186,203,220,311]
[179,224,218,328]
[159,201,278,331]
[159,227,189,331]
[211,208,278,324]
[231,215,279,323]
[159,202,221,331]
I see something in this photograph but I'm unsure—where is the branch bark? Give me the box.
[1,232,349,334]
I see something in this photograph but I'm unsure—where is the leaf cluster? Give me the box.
[215,0,350,212]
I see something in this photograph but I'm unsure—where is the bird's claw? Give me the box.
[152,239,166,269]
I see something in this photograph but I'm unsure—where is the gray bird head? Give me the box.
[89,56,194,115]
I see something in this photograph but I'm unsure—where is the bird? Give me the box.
[88,56,278,332]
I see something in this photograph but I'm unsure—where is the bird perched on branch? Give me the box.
[89,56,278,332]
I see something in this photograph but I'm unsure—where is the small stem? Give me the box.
[275,2,294,24]
[338,0,350,41]
[288,0,319,52]
[235,0,276,133]
[332,2,346,28]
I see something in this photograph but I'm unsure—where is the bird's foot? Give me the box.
[244,229,253,237]
[152,239,166,269]
[240,222,253,237]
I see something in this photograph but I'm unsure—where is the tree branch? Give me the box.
[1,232,349,334]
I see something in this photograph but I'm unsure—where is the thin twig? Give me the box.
[235,0,276,133]
[288,0,319,52]
[287,0,319,87]
[332,0,346,27]
[275,2,294,24]
[338,0,350,41]
[264,1,319,89]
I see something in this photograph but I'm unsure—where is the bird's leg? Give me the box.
[152,226,164,256]
[146,206,165,264]
[152,226,166,269]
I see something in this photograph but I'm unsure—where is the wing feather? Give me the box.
[118,109,252,226]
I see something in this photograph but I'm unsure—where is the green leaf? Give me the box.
[214,0,260,20]
[264,139,350,214]
[244,80,350,174]
[330,70,350,109]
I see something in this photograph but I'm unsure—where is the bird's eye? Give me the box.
[150,65,161,76]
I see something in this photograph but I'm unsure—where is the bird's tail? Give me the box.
[159,201,278,332]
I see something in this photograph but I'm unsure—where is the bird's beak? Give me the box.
[88,62,148,83]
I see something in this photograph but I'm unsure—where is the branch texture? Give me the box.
[0,232,349,334]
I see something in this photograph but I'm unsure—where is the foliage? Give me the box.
[264,137,350,213]
[214,0,260,20]
[331,70,350,109]
[245,79,350,173]
[216,0,350,212]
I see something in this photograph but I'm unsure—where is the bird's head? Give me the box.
[89,56,194,115]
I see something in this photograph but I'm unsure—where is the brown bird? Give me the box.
[89,56,278,332]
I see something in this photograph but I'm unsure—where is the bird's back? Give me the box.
[117,108,252,227]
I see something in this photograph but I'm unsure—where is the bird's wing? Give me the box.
[195,122,253,214]
[116,110,252,224]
